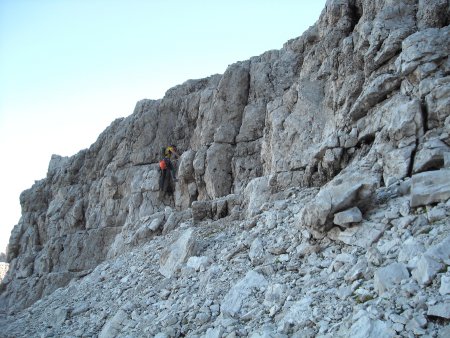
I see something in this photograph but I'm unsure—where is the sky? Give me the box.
[0,0,327,254]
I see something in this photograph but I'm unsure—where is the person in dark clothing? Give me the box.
[163,145,180,181]
[158,145,180,194]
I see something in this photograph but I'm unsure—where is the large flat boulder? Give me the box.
[411,169,450,207]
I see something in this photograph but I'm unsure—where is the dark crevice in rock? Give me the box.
[356,133,376,149]
[380,174,386,188]
[407,139,418,178]
[420,98,429,133]
[132,162,155,167]
[349,3,363,33]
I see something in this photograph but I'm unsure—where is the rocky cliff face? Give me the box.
[1,0,450,336]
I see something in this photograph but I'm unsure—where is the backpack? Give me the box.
[159,159,168,170]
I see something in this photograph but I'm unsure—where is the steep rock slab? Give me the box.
[159,228,198,278]
[204,143,234,199]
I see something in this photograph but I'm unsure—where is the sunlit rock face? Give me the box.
[0,263,8,283]
[1,0,450,327]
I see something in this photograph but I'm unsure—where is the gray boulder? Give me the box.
[349,313,395,338]
[413,139,450,173]
[159,228,198,278]
[333,207,363,227]
[411,170,450,207]
[221,270,268,318]
[374,262,410,295]
[297,169,379,231]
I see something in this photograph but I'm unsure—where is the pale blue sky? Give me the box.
[0,0,326,253]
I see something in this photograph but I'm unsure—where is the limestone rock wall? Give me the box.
[1,0,450,312]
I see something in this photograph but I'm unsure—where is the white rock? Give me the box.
[159,228,198,278]
[334,253,356,264]
[328,222,385,249]
[398,237,425,263]
[149,216,164,231]
[277,296,313,331]
[413,139,450,173]
[202,327,224,338]
[249,238,266,266]
[427,206,447,223]
[243,177,271,217]
[391,215,416,229]
[349,313,395,338]
[411,169,450,207]
[344,257,368,282]
[411,254,444,285]
[333,207,363,226]
[221,270,268,318]
[99,309,129,338]
[439,275,450,295]
[374,263,410,295]
[264,283,287,309]
[186,256,212,272]
[426,235,450,264]
[298,171,379,231]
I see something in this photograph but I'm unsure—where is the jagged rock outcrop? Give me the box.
[1,1,450,336]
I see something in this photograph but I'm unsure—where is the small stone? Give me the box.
[337,286,353,300]
[186,256,212,272]
[385,209,400,220]
[389,313,407,325]
[195,312,211,324]
[427,206,447,223]
[333,207,363,226]
[412,254,444,285]
[366,247,383,266]
[160,289,171,300]
[249,238,266,266]
[392,323,404,333]
[345,258,368,282]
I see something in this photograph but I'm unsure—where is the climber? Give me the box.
[164,145,180,181]
[158,145,180,194]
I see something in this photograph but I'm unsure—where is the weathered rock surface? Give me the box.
[159,228,198,278]
[1,0,450,336]
[333,207,363,226]
[0,263,8,283]
[411,169,450,207]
